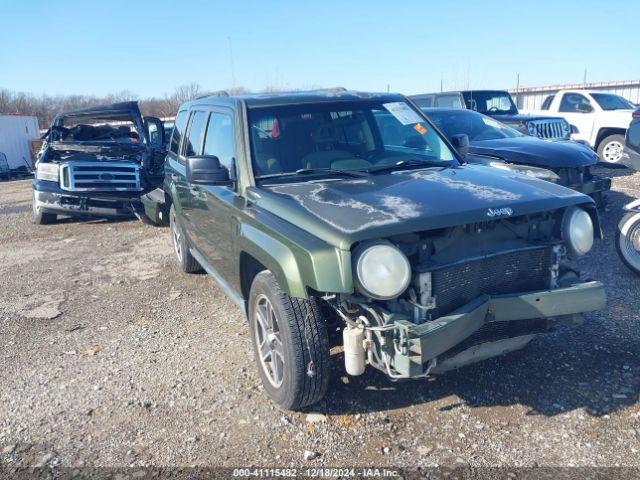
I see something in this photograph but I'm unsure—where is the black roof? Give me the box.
[412,90,509,97]
[184,90,405,110]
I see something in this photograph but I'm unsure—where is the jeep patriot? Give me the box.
[147,91,606,410]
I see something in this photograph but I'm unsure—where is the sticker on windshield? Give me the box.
[413,123,427,135]
[383,102,423,125]
[482,117,503,128]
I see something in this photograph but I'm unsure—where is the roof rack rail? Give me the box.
[196,90,230,100]
[309,87,348,93]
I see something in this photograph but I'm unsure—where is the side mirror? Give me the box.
[450,134,470,157]
[186,155,230,185]
[576,104,593,113]
[144,117,164,146]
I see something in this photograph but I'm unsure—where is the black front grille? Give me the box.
[430,247,552,317]
[554,167,592,187]
[439,318,549,360]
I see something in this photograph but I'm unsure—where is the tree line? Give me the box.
[0,83,253,127]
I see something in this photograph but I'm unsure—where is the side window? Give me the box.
[541,95,555,110]
[412,97,433,108]
[203,113,235,172]
[169,110,188,155]
[184,111,208,157]
[559,93,591,113]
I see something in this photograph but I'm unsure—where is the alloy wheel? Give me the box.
[620,215,640,272]
[254,294,285,388]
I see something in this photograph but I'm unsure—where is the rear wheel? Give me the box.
[597,134,626,164]
[32,191,57,225]
[248,271,330,410]
[616,212,640,276]
[169,204,201,273]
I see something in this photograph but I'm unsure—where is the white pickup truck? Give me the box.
[524,90,636,164]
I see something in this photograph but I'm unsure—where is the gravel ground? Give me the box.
[1,167,639,474]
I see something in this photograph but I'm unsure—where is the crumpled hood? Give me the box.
[50,141,145,163]
[468,136,599,168]
[252,165,593,249]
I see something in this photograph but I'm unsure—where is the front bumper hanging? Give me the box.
[359,280,606,379]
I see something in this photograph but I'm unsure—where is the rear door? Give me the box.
[188,108,238,281]
[165,109,190,220]
[167,109,208,240]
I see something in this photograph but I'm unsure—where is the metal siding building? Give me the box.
[509,80,640,111]
[0,115,40,171]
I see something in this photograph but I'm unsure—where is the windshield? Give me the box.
[591,93,635,111]
[462,91,518,115]
[248,100,457,182]
[425,109,522,141]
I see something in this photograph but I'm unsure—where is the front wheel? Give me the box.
[616,212,640,275]
[597,134,626,164]
[248,271,330,410]
[32,191,57,225]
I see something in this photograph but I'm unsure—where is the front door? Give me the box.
[558,92,595,144]
[188,109,238,282]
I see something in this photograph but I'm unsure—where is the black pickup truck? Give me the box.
[411,90,572,141]
[32,102,166,224]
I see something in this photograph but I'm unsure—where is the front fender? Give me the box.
[238,222,352,299]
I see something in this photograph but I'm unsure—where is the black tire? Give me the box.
[616,212,640,276]
[169,203,201,273]
[248,271,330,410]
[32,191,57,225]
[597,134,626,165]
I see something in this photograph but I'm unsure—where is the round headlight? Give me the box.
[527,122,538,136]
[353,242,411,300]
[562,207,594,256]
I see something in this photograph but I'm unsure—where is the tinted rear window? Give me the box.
[184,111,208,157]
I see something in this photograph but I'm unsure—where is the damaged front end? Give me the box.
[329,208,606,379]
[32,102,165,220]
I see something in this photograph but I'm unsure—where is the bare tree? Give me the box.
[0,83,324,126]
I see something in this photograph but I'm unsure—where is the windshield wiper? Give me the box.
[256,167,371,180]
[366,159,450,174]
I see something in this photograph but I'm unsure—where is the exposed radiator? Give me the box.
[424,246,553,318]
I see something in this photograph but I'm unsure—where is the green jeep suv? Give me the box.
[152,91,606,410]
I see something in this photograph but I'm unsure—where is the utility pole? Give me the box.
[227,36,237,92]
[440,79,443,92]
[583,69,587,86]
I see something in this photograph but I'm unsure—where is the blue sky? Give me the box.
[1,0,638,98]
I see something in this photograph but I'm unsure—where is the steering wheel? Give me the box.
[487,106,500,113]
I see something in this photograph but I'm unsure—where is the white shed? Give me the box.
[0,114,40,171]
